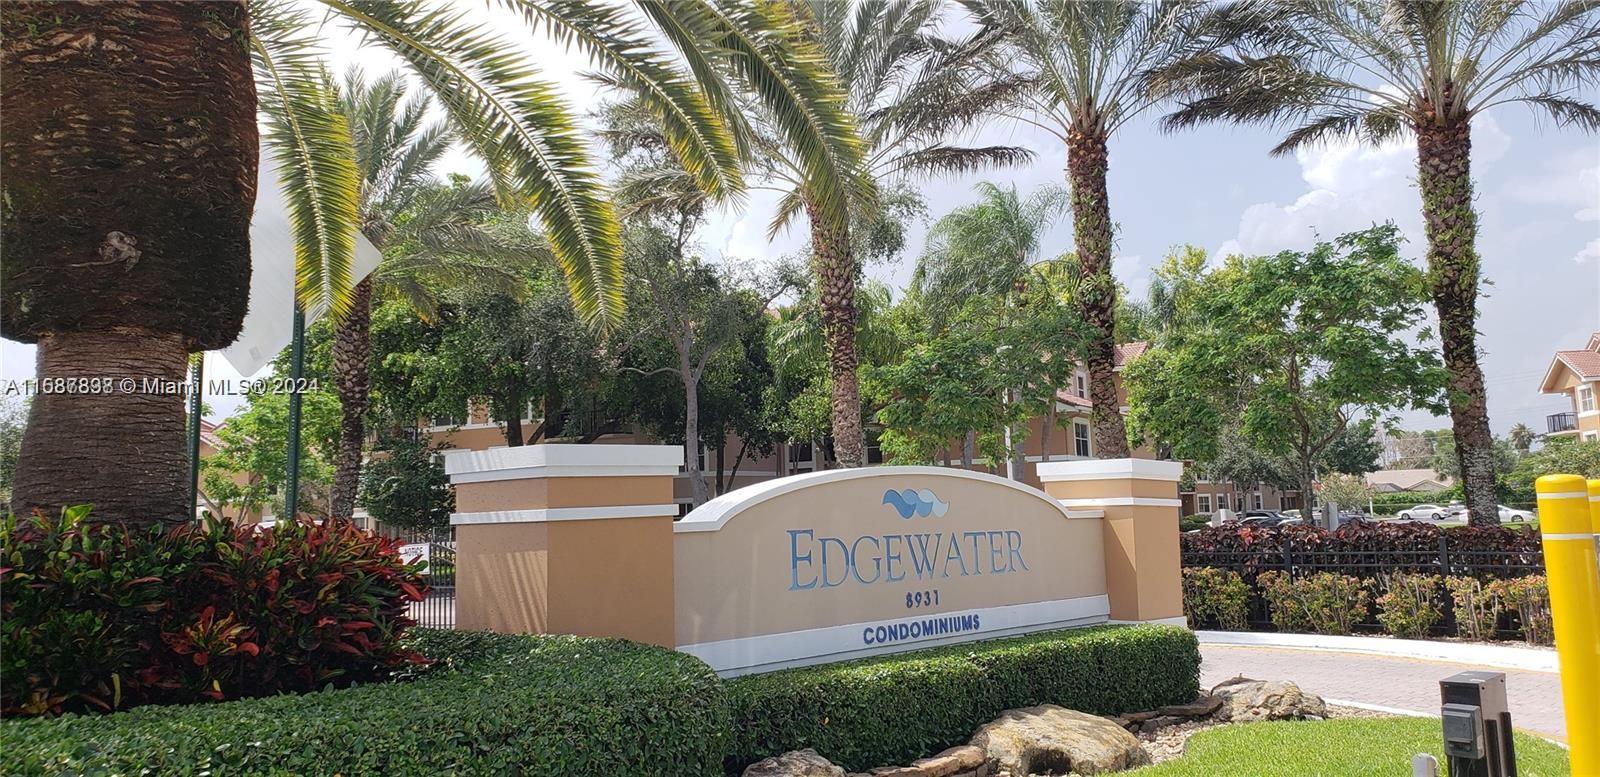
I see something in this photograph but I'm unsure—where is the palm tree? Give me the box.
[961,0,1218,459]
[748,0,1031,468]
[3,0,861,525]
[912,182,1074,475]
[1509,422,1536,455]
[1157,0,1600,525]
[328,70,539,520]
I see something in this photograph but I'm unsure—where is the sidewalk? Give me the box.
[1200,643,1568,741]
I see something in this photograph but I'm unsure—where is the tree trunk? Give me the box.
[1417,116,1497,526]
[715,439,727,495]
[962,430,975,468]
[1298,460,1316,520]
[806,201,865,468]
[330,277,373,521]
[2,2,257,527]
[684,367,709,507]
[1065,127,1130,459]
[12,331,191,524]
[502,387,525,447]
[1040,400,1056,463]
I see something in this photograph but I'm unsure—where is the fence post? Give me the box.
[1283,544,1293,576]
[1534,474,1600,776]
[1438,534,1450,576]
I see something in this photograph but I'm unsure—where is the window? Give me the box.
[1073,421,1091,457]
[1585,430,1600,443]
[1253,491,1264,510]
[1197,494,1212,513]
[1217,493,1230,511]
[1075,373,1087,398]
[1581,385,1596,413]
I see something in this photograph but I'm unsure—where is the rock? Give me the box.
[744,749,846,777]
[867,767,923,776]
[1158,695,1222,718]
[1125,709,1161,723]
[1137,715,1185,735]
[1210,679,1327,723]
[969,704,1151,775]
[910,745,987,777]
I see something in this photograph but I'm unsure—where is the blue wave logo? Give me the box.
[882,488,949,519]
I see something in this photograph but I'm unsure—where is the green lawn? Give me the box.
[1129,718,1569,777]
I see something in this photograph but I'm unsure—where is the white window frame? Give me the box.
[1580,385,1596,414]
[1197,494,1212,513]
[1073,420,1091,458]
[1217,493,1230,511]
[1253,491,1264,510]
[1585,430,1600,443]
[1075,373,1087,399]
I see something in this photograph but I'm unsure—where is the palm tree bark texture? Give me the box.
[2,2,257,525]
[807,201,865,468]
[1065,125,1131,459]
[330,277,374,521]
[1417,110,1497,524]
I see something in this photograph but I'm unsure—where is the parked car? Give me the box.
[1456,505,1535,523]
[1238,511,1299,528]
[1397,504,1452,521]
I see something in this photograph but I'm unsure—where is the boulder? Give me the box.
[910,745,987,777]
[1210,677,1327,723]
[969,704,1151,775]
[744,749,845,777]
[1137,715,1186,735]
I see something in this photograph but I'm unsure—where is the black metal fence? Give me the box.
[409,539,456,629]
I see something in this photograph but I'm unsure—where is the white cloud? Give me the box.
[1504,149,1599,222]
[1221,115,1510,258]
[1575,237,1600,265]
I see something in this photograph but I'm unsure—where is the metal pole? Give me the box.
[284,306,305,523]
[187,354,204,518]
[1534,474,1600,776]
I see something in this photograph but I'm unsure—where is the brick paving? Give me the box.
[1199,644,1568,741]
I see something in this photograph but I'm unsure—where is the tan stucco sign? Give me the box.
[673,467,1109,675]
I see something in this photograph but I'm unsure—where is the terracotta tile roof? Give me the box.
[1054,390,1092,408]
[1558,349,1600,379]
[1113,341,1148,367]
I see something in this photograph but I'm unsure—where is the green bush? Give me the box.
[1258,571,1370,635]
[1489,575,1553,646]
[1179,513,1213,532]
[1375,573,1442,639]
[1446,576,1503,640]
[0,630,729,776]
[724,624,1199,772]
[1182,567,1250,630]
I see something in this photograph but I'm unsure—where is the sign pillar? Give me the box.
[444,444,683,647]
[1037,458,1185,624]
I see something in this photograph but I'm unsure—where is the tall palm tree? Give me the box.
[1509,422,1536,455]
[745,0,1031,468]
[961,0,1218,459]
[1156,0,1600,524]
[3,0,861,525]
[328,71,539,520]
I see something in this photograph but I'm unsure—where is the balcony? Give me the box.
[1548,411,1578,434]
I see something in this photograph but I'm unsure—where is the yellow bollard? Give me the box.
[1537,474,1600,777]
[1591,479,1600,568]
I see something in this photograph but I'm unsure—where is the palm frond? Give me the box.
[888,144,1035,177]
[1515,93,1600,130]
[495,0,743,202]
[252,0,363,319]
[323,0,624,328]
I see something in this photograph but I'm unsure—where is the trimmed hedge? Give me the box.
[0,630,729,776]
[724,624,1199,772]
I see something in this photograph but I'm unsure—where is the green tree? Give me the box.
[1159,0,1600,530]
[963,0,1219,459]
[357,436,454,532]
[329,71,538,520]
[1509,423,1536,454]
[0,398,26,506]
[1429,430,1519,482]
[1125,226,1447,509]
[3,0,859,526]
[751,0,1029,468]
[204,324,341,520]
[1504,437,1600,502]
[1319,472,1376,511]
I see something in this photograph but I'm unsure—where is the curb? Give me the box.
[1195,631,1559,673]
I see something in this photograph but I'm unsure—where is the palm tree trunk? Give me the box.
[330,277,373,521]
[1066,127,1131,459]
[806,201,865,468]
[1417,117,1497,526]
[12,331,191,524]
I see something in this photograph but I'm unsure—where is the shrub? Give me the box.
[1375,573,1442,639]
[1,508,427,716]
[1182,567,1250,630]
[1445,576,1503,641]
[1488,575,1553,646]
[0,630,729,776]
[724,624,1199,772]
[1181,521,1543,580]
[1179,513,1213,532]
[1258,571,1370,635]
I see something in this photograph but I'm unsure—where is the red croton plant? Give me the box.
[1,506,429,716]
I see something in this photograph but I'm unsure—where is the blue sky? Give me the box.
[3,7,1596,439]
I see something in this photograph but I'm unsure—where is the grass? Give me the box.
[1129,717,1569,777]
